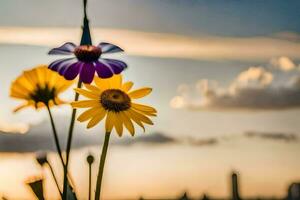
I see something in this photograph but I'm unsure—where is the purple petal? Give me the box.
[98,42,124,54]
[94,61,114,78]
[79,63,96,83]
[102,59,127,74]
[58,60,77,75]
[48,42,77,55]
[63,62,83,80]
[49,58,75,71]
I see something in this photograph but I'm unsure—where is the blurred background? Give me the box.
[0,0,300,199]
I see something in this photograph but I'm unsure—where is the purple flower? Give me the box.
[48,42,127,83]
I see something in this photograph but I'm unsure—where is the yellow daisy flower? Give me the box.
[71,75,157,136]
[10,65,74,112]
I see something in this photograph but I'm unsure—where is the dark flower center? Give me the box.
[100,89,131,112]
[30,84,56,105]
[74,45,102,62]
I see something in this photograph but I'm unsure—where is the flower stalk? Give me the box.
[62,1,92,198]
[95,132,111,200]
[46,105,65,167]
[46,161,62,196]
[87,153,95,200]
[62,80,82,200]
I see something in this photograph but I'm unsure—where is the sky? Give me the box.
[1,0,300,199]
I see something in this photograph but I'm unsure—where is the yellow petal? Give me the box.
[11,79,33,96]
[111,75,123,89]
[15,76,35,92]
[87,109,107,129]
[114,114,123,136]
[23,70,38,86]
[48,100,55,107]
[94,77,110,90]
[36,66,47,87]
[131,103,157,113]
[120,112,135,136]
[54,97,65,105]
[71,100,99,108]
[74,88,100,99]
[125,110,145,132]
[37,102,45,108]
[84,84,102,94]
[121,81,134,92]
[77,107,103,122]
[13,103,30,112]
[133,108,157,117]
[47,68,58,89]
[105,112,115,132]
[129,109,153,125]
[10,87,29,99]
[128,88,152,99]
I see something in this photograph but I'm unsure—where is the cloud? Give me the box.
[270,56,297,71]
[1,116,297,152]
[0,120,29,134]
[1,27,300,61]
[244,131,298,142]
[0,116,222,152]
[117,132,179,146]
[187,137,219,147]
[0,119,180,152]
[273,32,300,42]
[171,59,300,111]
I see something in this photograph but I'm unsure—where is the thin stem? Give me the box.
[46,105,65,167]
[95,132,111,200]
[88,164,92,200]
[46,161,62,196]
[62,80,82,200]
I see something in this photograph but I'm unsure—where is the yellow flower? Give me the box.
[10,65,74,112]
[71,75,157,136]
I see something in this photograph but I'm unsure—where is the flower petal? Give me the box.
[114,114,123,136]
[77,107,102,122]
[94,77,110,90]
[125,110,145,132]
[63,62,82,80]
[122,81,134,92]
[108,75,122,89]
[128,109,153,125]
[71,100,99,108]
[87,109,107,129]
[13,102,31,112]
[98,42,124,54]
[83,84,102,94]
[102,59,127,74]
[128,87,152,99]
[49,58,75,71]
[131,103,157,113]
[58,60,77,76]
[48,42,77,55]
[74,88,99,99]
[94,61,114,78]
[120,112,135,136]
[105,112,115,132]
[79,63,96,84]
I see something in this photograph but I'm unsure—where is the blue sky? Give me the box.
[1,0,300,36]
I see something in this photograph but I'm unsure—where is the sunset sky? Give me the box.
[1,0,300,199]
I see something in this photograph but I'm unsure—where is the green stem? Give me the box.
[95,132,111,200]
[46,105,65,167]
[88,163,92,200]
[62,80,82,200]
[46,161,62,196]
